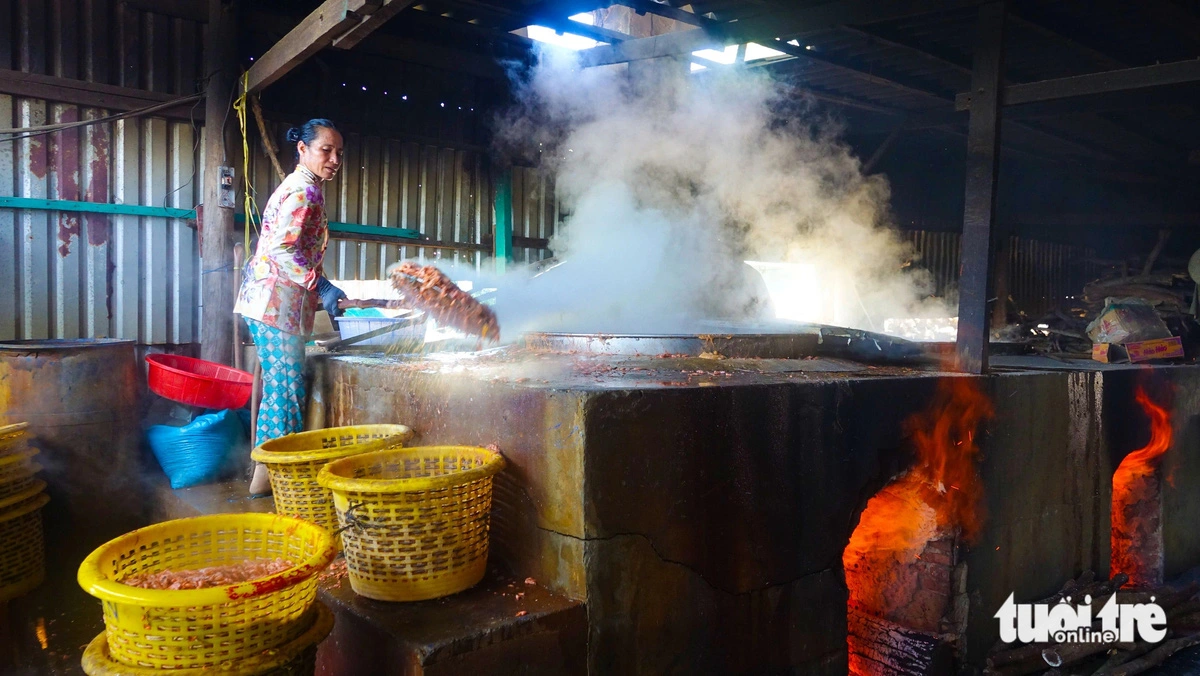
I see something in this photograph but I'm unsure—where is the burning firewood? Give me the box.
[848,606,957,676]
[388,261,500,342]
[1111,387,1172,589]
[1102,632,1200,675]
[845,378,992,676]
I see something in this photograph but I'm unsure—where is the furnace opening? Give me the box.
[843,377,992,674]
[1111,386,1173,590]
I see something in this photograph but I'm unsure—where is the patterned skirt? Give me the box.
[246,318,307,446]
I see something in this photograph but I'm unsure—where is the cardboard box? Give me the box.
[1092,343,1123,363]
[1126,336,1184,363]
[1093,336,1184,364]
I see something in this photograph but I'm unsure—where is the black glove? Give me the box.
[317,276,347,318]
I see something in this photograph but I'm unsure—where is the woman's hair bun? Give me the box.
[285,127,302,143]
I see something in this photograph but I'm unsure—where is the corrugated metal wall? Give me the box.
[0,0,205,345]
[0,0,553,346]
[906,230,1099,318]
[511,166,557,264]
[245,139,556,280]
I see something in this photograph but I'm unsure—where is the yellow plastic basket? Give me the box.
[82,599,335,676]
[77,513,337,670]
[251,425,414,530]
[0,448,40,501]
[317,445,505,602]
[0,422,29,457]
[0,481,50,603]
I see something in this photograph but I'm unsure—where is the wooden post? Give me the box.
[991,233,1010,328]
[200,0,237,365]
[955,1,1006,374]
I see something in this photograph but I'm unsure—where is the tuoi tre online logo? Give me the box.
[995,592,1167,644]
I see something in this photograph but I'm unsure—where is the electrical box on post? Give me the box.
[218,166,236,209]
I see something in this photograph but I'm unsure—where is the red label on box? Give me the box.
[1125,336,1184,363]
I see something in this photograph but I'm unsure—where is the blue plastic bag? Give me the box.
[147,409,245,489]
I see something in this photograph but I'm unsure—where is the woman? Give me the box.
[235,118,343,493]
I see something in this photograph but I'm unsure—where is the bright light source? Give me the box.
[1037,323,1049,329]
[883,317,959,342]
[692,45,738,64]
[745,261,823,322]
[745,42,786,61]
[526,25,602,50]
[568,12,595,25]
[787,39,800,46]
[690,62,708,72]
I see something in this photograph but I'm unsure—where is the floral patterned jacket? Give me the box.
[234,166,328,335]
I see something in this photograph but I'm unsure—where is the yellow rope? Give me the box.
[233,71,261,256]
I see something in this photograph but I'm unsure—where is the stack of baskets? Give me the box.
[77,513,338,676]
[0,422,50,603]
[252,423,506,603]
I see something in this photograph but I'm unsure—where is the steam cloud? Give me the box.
[481,49,948,337]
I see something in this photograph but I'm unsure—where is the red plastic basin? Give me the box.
[146,354,253,409]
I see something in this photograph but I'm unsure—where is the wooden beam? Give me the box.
[246,9,515,81]
[533,16,630,43]
[616,0,709,26]
[956,1,1006,375]
[0,68,204,119]
[332,0,417,50]
[200,0,238,366]
[578,0,984,67]
[764,40,1116,163]
[244,0,381,94]
[956,58,1200,110]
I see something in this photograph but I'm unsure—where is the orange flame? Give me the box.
[1113,387,1172,491]
[1111,386,1172,588]
[844,377,993,618]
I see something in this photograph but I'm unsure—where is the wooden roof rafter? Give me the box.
[831,20,1186,170]
[244,0,418,94]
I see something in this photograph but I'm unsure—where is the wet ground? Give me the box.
[0,562,105,675]
[6,548,1200,675]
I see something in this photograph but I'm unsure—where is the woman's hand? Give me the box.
[317,276,348,318]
